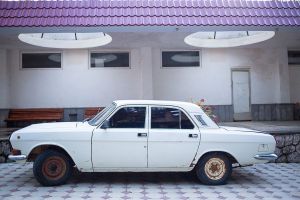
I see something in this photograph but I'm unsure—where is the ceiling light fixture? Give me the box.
[18,32,112,49]
[184,31,275,48]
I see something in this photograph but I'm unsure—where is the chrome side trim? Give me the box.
[8,155,27,161]
[254,153,278,161]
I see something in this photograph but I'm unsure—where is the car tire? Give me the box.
[195,153,232,185]
[33,150,72,186]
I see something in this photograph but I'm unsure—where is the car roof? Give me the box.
[113,100,203,113]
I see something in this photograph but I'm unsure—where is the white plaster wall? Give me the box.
[8,49,143,108]
[0,49,9,108]
[277,48,290,103]
[289,65,300,103]
[139,47,153,99]
[6,46,291,108]
[153,48,288,105]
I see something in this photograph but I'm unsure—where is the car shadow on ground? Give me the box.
[70,171,199,184]
[66,168,269,186]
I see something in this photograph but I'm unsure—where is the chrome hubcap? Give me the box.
[204,157,226,180]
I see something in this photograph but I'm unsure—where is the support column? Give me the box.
[139,47,153,99]
[277,48,290,103]
[0,49,9,127]
[0,49,9,108]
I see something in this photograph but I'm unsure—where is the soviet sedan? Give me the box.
[9,100,277,186]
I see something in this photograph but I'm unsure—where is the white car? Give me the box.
[9,100,277,186]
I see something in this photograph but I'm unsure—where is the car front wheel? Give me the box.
[33,150,72,186]
[196,153,232,185]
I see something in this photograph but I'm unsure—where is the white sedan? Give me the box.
[9,100,277,186]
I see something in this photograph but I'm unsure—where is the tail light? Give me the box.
[11,148,21,156]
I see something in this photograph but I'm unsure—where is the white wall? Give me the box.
[153,48,289,105]
[5,46,291,108]
[277,48,290,103]
[289,65,300,103]
[0,49,9,108]
[8,49,143,108]
[139,47,153,99]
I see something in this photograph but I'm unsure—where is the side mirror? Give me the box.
[101,120,110,129]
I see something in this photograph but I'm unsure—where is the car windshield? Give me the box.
[88,103,116,126]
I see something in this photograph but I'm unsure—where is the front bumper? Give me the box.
[8,155,27,161]
[254,153,278,161]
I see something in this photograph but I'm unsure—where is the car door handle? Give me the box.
[189,134,198,138]
[137,133,147,137]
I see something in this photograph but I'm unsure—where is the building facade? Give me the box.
[0,0,300,124]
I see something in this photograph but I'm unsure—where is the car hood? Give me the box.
[14,122,91,134]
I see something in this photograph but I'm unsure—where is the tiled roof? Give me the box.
[0,0,299,27]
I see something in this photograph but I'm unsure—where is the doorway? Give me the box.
[232,69,251,121]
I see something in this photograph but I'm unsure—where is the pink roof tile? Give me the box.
[0,0,299,27]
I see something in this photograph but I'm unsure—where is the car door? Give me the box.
[148,106,200,168]
[92,105,148,169]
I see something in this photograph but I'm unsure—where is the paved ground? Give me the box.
[0,163,299,200]
[219,121,300,134]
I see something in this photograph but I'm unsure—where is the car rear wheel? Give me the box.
[33,150,72,186]
[196,153,232,185]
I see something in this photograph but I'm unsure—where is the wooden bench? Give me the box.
[84,107,103,119]
[5,108,64,127]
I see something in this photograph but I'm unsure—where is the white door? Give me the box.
[148,106,200,168]
[232,70,251,121]
[92,106,148,169]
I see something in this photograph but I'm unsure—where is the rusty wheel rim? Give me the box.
[42,156,67,181]
[204,157,226,180]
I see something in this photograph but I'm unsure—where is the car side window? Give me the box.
[194,115,207,126]
[151,107,194,129]
[181,111,195,129]
[108,107,146,128]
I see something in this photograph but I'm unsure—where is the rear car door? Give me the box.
[148,106,200,168]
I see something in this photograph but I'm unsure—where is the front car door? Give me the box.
[92,105,148,169]
[148,106,200,168]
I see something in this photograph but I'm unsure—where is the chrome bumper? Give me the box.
[254,153,278,161]
[8,155,27,161]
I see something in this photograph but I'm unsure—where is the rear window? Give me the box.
[194,115,207,126]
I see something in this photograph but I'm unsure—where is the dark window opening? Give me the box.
[288,51,300,65]
[162,51,200,67]
[91,52,130,68]
[22,53,61,69]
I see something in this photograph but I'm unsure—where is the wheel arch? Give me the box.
[27,143,75,166]
[196,150,239,166]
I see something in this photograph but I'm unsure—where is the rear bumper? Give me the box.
[8,155,27,161]
[254,153,278,161]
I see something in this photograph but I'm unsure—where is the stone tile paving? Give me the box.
[0,163,299,200]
